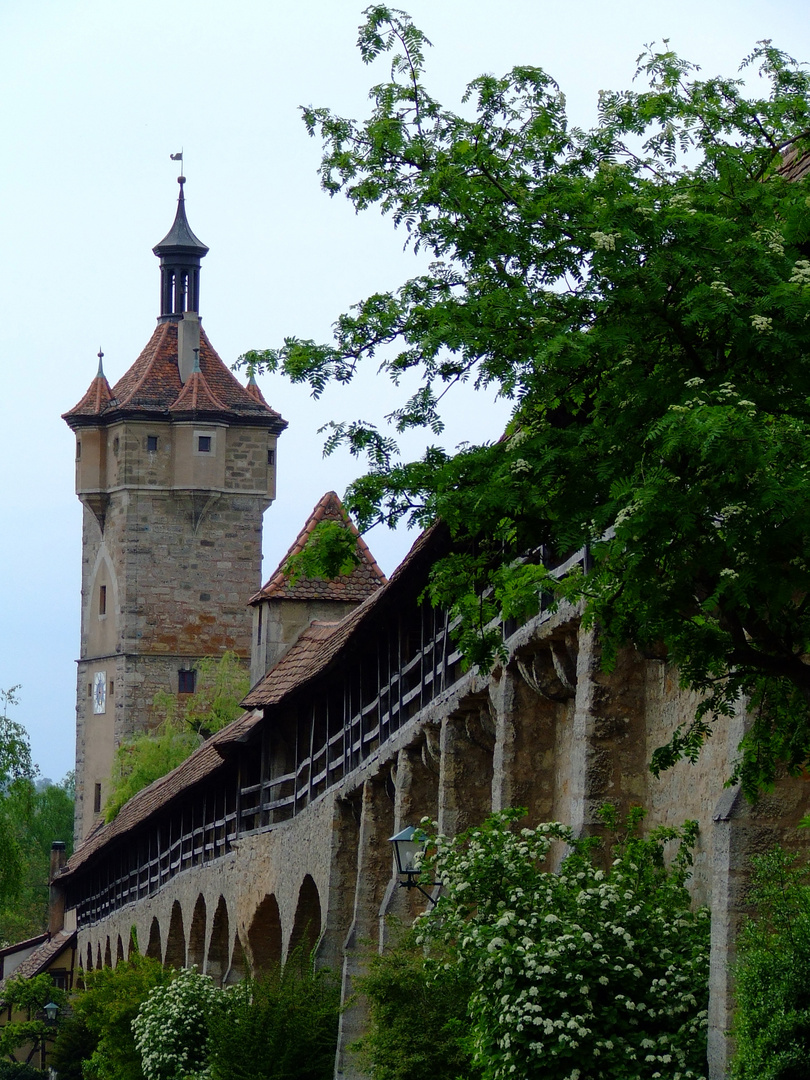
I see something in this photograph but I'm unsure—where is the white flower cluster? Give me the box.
[750,314,772,333]
[753,228,785,257]
[591,231,621,251]
[789,259,810,285]
[133,967,223,1080]
[710,279,734,298]
[420,811,710,1080]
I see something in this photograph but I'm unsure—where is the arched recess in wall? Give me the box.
[145,917,162,961]
[207,897,230,985]
[85,943,93,971]
[188,894,207,969]
[165,901,186,968]
[95,942,102,969]
[104,938,112,968]
[288,875,322,960]
[247,894,282,974]
[116,935,125,966]
[227,931,246,985]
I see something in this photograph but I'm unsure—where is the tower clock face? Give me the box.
[93,671,107,714]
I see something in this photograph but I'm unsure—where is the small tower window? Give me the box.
[257,603,263,646]
[197,435,212,453]
[178,670,196,694]
[76,441,82,461]
[147,435,158,453]
[113,437,120,456]
[93,784,102,814]
[267,448,275,466]
[99,585,107,616]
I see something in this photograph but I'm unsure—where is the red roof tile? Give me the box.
[169,365,228,414]
[64,370,113,417]
[64,321,287,432]
[250,491,387,604]
[0,931,76,999]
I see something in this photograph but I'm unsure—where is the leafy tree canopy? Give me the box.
[104,652,250,822]
[0,688,37,912]
[239,6,810,796]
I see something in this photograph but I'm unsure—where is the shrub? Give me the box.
[417,807,710,1080]
[133,968,221,1080]
[71,953,172,1080]
[732,847,810,1079]
[205,952,340,1080]
[353,926,481,1080]
[0,1064,46,1080]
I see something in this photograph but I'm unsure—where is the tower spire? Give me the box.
[153,175,209,320]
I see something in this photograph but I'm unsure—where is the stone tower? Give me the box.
[63,177,287,840]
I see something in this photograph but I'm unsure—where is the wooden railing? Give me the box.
[70,545,589,926]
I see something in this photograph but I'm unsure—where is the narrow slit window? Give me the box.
[76,441,82,461]
[267,448,275,466]
[99,585,107,616]
[257,604,263,646]
[93,784,102,814]
[178,670,196,694]
[197,436,211,453]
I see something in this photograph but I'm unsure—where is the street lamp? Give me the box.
[43,1002,59,1023]
[389,825,438,905]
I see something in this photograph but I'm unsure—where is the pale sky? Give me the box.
[1,0,807,781]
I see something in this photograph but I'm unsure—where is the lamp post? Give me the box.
[38,1001,59,1073]
[389,825,439,905]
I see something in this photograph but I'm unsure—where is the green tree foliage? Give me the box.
[0,1064,47,1080]
[0,688,35,908]
[47,1014,99,1080]
[0,776,75,945]
[0,973,66,1066]
[0,689,73,944]
[105,652,250,821]
[412,808,709,1080]
[732,847,810,1079]
[239,6,810,795]
[205,953,340,1080]
[71,954,171,1080]
[353,927,481,1080]
[132,967,221,1080]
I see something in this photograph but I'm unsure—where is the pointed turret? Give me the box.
[153,175,209,319]
[248,492,387,682]
[63,349,114,419]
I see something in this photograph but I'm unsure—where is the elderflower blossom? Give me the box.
[710,279,734,298]
[591,231,621,251]
[750,314,772,333]
[789,259,810,285]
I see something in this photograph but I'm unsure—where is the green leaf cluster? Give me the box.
[105,652,249,821]
[0,689,74,944]
[731,847,810,1079]
[352,926,481,1080]
[0,973,66,1067]
[238,7,810,793]
[70,954,171,1080]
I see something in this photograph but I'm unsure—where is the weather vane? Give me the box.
[170,150,184,180]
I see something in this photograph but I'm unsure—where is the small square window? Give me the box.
[147,435,158,453]
[93,784,102,814]
[99,585,107,616]
[197,436,212,453]
[178,669,196,694]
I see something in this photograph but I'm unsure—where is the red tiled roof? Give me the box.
[0,930,75,999]
[64,321,286,432]
[61,523,441,878]
[65,370,113,417]
[250,491,387,604]
[169,365,228,414]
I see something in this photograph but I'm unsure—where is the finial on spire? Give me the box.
[97,348,105,377]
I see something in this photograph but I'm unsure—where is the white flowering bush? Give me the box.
[417,807,709,1080]
[133,967,222,1080]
